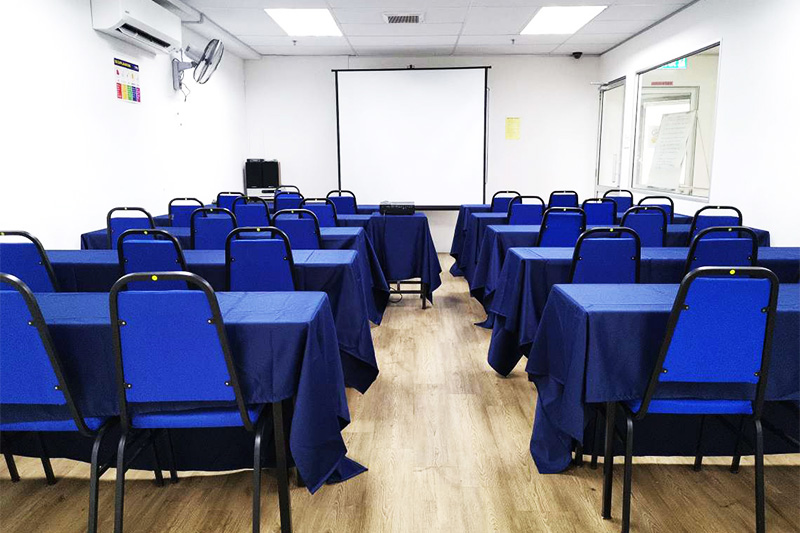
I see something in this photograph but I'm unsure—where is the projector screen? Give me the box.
[335,67,488,207]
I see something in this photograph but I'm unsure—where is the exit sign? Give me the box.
[659,58,687,70]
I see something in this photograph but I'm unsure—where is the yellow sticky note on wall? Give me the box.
[505,117,520,140]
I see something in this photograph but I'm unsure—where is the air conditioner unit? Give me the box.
[91,0,181,54]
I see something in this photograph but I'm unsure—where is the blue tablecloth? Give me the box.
[153,204,380,227]
[449,204,491,276]
[487,247,800,376]
[47,249,379,393]
[526,284,800,473]
[0,292,365,493]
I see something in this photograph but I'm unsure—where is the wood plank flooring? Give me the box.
[1,254,798,532]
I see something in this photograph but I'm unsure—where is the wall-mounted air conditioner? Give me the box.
[91,0,181,54]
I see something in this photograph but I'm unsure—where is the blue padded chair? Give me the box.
[536,207,586,247]
[225,227,296,291]
[216,192,243,212]
[638,195,675,224]
[548,190,579,208]
[620,206,667,247]
[168,198,203,227]
[275,191,304,211]
[0,273,119,532]
[272,209,321,250]
[109,272,291,533]
[190,208,237,250]
[602,189,634,214]
[684,226,758,275]
[326,190,357,215]
[233,196,271,227]
[569,227,640,283]
[581,198,617,225]
[507,196,545,225]
[300,198,338,227]
[107,208,156,250]
[689,205,743,241]
[601,267,779,533]
[118,229,188,290]
[0,231,59,292]
[490,190,521,213]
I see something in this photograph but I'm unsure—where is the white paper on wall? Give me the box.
[648,110,695,188]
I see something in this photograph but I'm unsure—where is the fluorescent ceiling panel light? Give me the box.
[521,6,607,35]
[265,9,342,37]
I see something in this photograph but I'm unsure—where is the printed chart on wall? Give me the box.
[115,58,140,103]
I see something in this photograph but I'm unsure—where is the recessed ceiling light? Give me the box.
[521,6,607,35]
[265,9,342,37]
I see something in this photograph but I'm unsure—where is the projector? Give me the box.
[379,202,415,215]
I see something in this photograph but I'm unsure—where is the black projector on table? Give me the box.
[379,202,415,215]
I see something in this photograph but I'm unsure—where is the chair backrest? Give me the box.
[569,227,641,283]
[301,198,338,227]
[684,226,759,275]
[107,207,156,250]
[271,209,321,250]
[275,191,304,211]
[581,198,617,225]
[232,196,270,227]
[326,190,358,215]
[602,189,633,213]
[689,206,743,240]
[276,185,301,194]
[490,190,521,213]
[168,198,203,227]
[638,195,674,223]
[110,272,254,431]
[536,207,586,247]
[225,227,296,292]
[216,192,243,212]
[548,190,579,208]
[507,196,545,225]
[621,206,667,247]
[190,208,238,250]
[635,267,779,419]
[0,274,90,434]
[118,229,188,290]
[0,231,59,292]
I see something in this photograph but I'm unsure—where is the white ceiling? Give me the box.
[182,0,693,57]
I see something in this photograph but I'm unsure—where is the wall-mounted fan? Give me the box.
[172,39,224,91]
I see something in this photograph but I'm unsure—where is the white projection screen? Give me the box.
[335,67,488,206]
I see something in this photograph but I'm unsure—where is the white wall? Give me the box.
[245,55,600,251]
[0,0,247,249]
[599,0,800,246]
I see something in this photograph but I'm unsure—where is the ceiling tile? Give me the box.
[455,44,560,55]
[595,4,688,21]
[240,35,350,46]
[353,45,455,56]
[328,0,470,7]
[551,42,609,55]
[561,32,631,45]
[253,45,353,55]
[340,22,462,36]
[332,7,468,24]
[461,7,538,35]
[578,19,652,34]
[349,35,457,46]
[201,8,285,35]
[457,34,565,45]
[185,0,327,8]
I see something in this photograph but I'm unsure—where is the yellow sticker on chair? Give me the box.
[151,275,158,281]
[729,270,736,275]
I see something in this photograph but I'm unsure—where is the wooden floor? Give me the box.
[1,254,798,532]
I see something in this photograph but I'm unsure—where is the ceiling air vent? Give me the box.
[383,13,423,24]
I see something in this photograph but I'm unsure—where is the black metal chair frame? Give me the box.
[637,196,675,223]
[0,273,118,533]
[167,198,203,224]
[117,229,188,276]
[568,227,641,283]
[326,189,358,210]
[300,197,339,226]
[602,189,633,210]
[225,226,298,291]
[600,267,779,533]
[0,230,60,291]
[507,195,545,217]
[276,185,301,194]
[271,209,322,249]
[548,190,579,207]
[490,190,521,211]
[109,272,292,533]
[190,208,238,250]
[536,207,586,247]
[232,196,272,222]
[688,205,744,241]
[107,208,156,250]
[620,206,668,247]
[684,226,759,276]
[216,191,243,206]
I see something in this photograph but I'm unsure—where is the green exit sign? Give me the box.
[659,58,687,69]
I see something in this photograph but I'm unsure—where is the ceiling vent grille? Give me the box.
[383,14,423,24]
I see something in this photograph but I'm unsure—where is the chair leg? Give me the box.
[273,402,293,533]
[252,417,266,533]
[88,425,111,533]
[602,402,616,520]
[754,419,765,533]
[4,453,20,483]
[621,415,634,533]
[150,430,164,487]
[35,432,57,485]
[114,433,128,533]
[573,441,584,467]
[693,415,706,472]
[164,429,179,484]
[731,416,745,474]
[591,408,602,470]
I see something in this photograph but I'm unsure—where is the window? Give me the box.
[595,78,625,189]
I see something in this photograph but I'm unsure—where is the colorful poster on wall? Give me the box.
[115,58,141,103]
[505,117,520,140]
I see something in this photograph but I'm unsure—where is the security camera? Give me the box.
[572,51,583,59]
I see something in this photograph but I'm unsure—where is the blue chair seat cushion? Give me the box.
[0,416,109,432]
[625,398,753,415]
[130,405,263,429]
